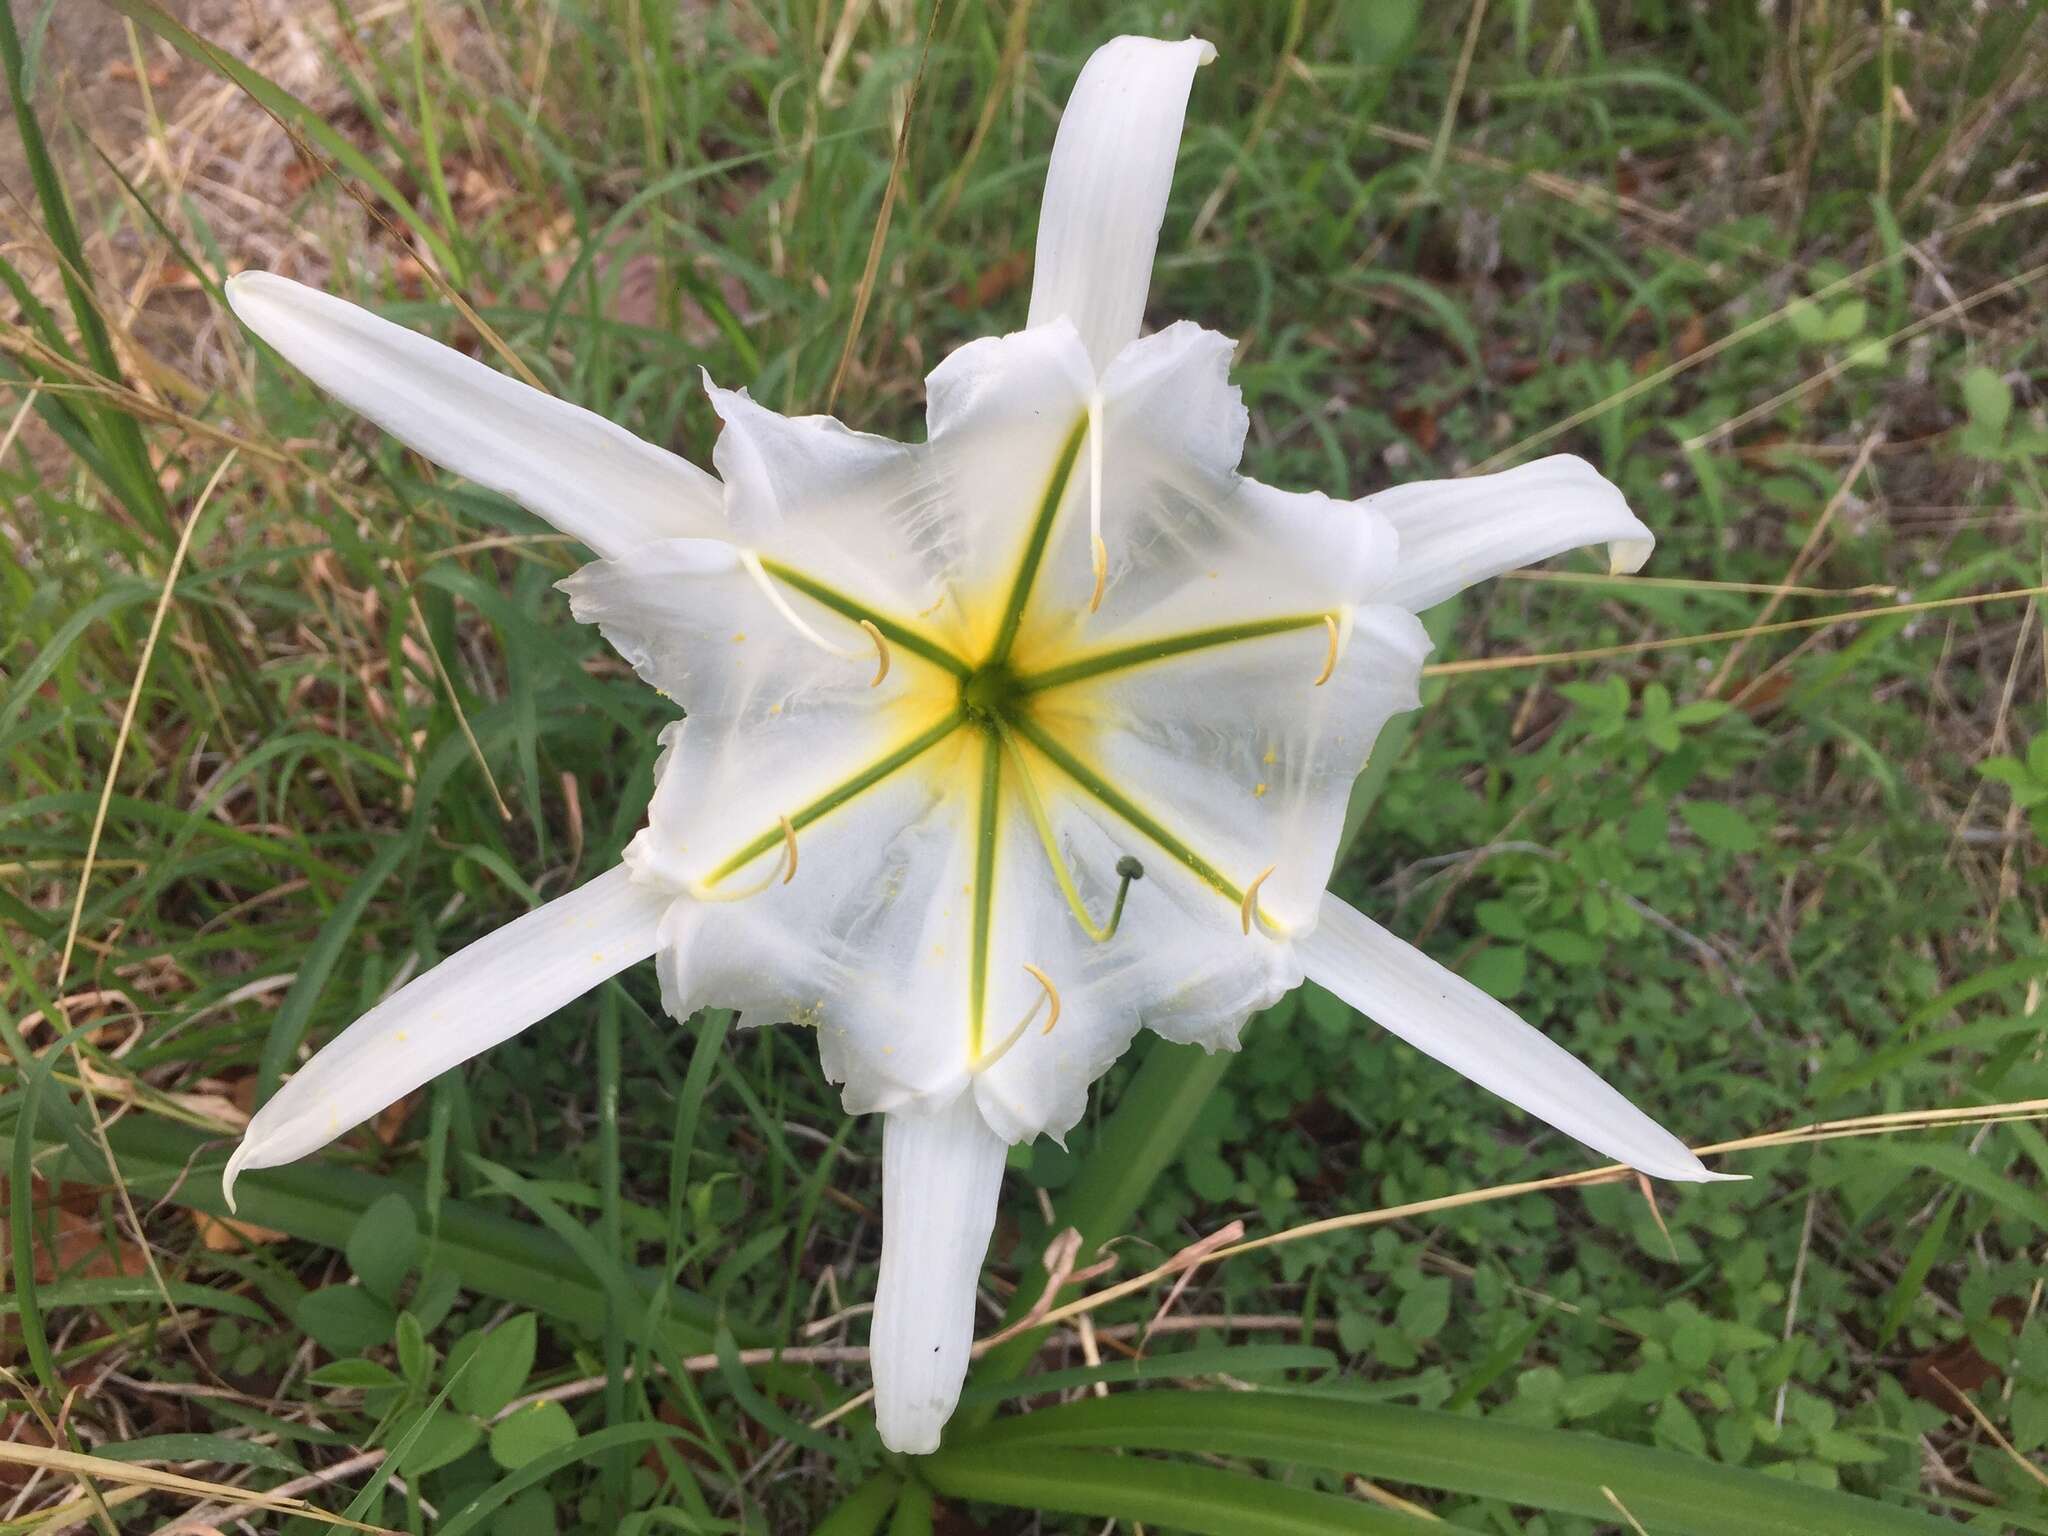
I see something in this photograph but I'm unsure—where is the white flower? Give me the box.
[221,35,1725,1455]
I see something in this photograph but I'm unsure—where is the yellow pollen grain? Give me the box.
[732,632,746,643]
[1262,746,1277,766]
[1253,782,1268,799]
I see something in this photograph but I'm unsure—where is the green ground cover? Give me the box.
[3,1,2045,1530]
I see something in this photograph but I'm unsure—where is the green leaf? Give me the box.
[1396,1278,1451,1343]
[1463,944,1527,1001]
[954,1391,1963,1535]
[398,1409,481,1477]
[453,1313,538,1419]
[921,1445,1438,1534]
[813,1475,903,1536]
[1878,1190,1959,1346]
[1961,365,2011,438]
[1679,800,1760,853]
[348,1192,420,1305]
[309,1358,404,1390]
[960,1346,1337,1406]
[295,1286,396,1356]
[1530,928,1602,966]
[42,1115,724,1354]
[490,1401,579,1470]
[97,1434,303,1476]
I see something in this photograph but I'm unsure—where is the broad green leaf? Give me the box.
[1961,365,2011,438]
[397,1409,481,1477]
[956,1391,1962,1535]
[490,1401,578,1470]
[921,1445,1438,1534]
[295,1286,396,1356]
[960,1346,1337,1406]
[1679,800,1760,853]
[347,1192,419,1304]
[453,1313,539,1419]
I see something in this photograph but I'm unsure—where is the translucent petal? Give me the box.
[1028,602,1429,939]
[1296,894,1734,1182]
[1011,324,1397,651]
[223,865,672,1207]
[1027,36,1214,371]
[702,378,955,644]
[225,272,723,557]
[1365,455,1655,613]
[656,759,981,1114]
[923,319,1097,643]
[871,1094,1008,1454]
[970,757,1298,1143]
[560,539,962,897]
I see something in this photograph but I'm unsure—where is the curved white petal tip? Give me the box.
[1298,893,1729,1184]
[218,866,668,1203]
[1609,536,1654,576]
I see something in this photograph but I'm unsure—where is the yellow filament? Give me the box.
[1021,962,1062,1034]
[976,967,1057,1069]
[1086,388,1106,613]
[1313,615,1340,687]
[778,814,799,884]
[1240,863,1277,936]
[740,550,857,657]
[858,619,891,687]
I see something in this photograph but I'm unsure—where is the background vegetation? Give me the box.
[3,0,2045,1531]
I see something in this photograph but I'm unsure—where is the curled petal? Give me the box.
[1365,455,1655,613]
[871,1093,1008,1453]
[224,865,672,1207]
[1026,36,1214,372]
[226,272,724,557]
[1296,893,1734,1183]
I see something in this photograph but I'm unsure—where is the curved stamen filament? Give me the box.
[1086,388,1107,614]
[858,619,891,687]
[742,551,887,686]
[777,813,799,884]
[1313,614,1340,687]
[1240,863,1277,936]
[1020,963,1062,1035]
[997,721,1143,942]
[977,964,1061,1070]
[695,814,799,901]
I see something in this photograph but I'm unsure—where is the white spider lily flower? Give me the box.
[222,34,1727,1456]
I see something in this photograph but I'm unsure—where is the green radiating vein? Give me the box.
[1015,614,1331,692]
[757,558,971,677]
[985,416,1090,666]
[703,711,965,885]
[1009,715,1246,908]
[967,729,1003,1059]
